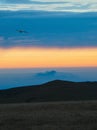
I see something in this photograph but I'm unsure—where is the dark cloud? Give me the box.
[0,10,97,18]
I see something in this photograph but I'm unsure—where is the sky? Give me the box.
[0,0,97,88]
[0,0,97,12]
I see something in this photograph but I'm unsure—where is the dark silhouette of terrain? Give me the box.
[0,80,97,103]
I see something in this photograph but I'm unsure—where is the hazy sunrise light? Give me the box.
[0,47,97,68]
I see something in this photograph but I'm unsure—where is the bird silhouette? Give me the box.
[16,30,28,33]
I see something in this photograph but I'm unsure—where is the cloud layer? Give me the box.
[0,0,97,12]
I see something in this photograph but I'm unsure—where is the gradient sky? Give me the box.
[0,0,97,68]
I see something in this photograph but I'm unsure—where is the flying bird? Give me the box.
[16,30,28,33]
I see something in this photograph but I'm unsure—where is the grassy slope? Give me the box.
[0,101,97,130]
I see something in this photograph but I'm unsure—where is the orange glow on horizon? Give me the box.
[0,47,97,68]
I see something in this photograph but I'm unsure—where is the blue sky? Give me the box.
[0,11,97,48]
[0,0,97,89]
[0,0,97,48]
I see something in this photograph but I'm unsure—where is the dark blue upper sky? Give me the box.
[0,11,97,48]
[0,0,97,48]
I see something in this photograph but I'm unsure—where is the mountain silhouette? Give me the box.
[33,70,81,84]
[0,70,81,89]
[0,80,97,103]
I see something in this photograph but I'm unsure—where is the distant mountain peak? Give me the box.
[35,70,56,77]
[42,79,74,86]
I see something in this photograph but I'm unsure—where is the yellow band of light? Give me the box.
[0,47,97,68]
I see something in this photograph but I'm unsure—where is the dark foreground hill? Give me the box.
[0,80,97,103]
